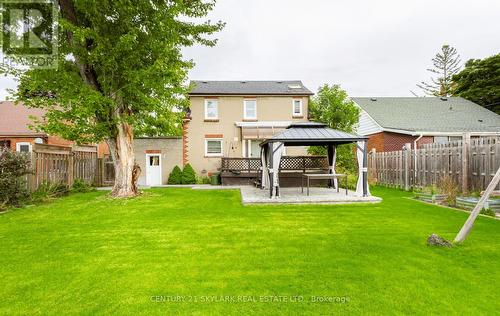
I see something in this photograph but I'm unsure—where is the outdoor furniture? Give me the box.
[301,173,348,196]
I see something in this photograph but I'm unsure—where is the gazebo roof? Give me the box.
[260,122,367,146]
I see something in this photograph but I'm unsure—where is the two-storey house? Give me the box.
[183,80,314,176]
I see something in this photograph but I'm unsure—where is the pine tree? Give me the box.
[417,45,461,97]
[167,166,183,185]
[181,164,196,184]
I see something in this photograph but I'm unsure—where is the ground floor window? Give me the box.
[16,142,32,153]
[244,139,286,158]
[205,139,223,156]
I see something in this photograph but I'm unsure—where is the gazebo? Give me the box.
[259,122,370,198]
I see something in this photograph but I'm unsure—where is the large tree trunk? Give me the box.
[107,121,141,197]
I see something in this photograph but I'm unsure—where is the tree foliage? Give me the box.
[308,84,360,172]
[1,0,224,197]
[417,45,461,97]
[452,54,500,114]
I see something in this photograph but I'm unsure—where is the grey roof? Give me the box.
[353,97,500,134]
[261,122,366,146]
[189,80,313,96]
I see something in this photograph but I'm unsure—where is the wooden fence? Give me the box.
[368,136,500,192]
[28,143,113,191]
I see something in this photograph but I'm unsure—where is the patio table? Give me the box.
[301,173,348,196]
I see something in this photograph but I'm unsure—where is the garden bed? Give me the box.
[456,196,500,213]
[414,191,447,204]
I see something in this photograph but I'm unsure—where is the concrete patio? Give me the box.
[240,186,382,205]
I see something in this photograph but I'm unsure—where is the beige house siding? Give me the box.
[134,137,183,185]
[185,95,310,176]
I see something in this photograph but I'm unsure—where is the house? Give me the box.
[183,80,314,176]
[0,101,109,157]
[353,97,500,152]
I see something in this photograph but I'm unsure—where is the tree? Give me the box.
[308,84,360,172]
[452,54,500,114]
[417,44,461,97]
[1,0,223,197]
[167,166,182,185]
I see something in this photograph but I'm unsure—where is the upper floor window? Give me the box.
[244,99,257,120]
[293,99,303,116]
[204,99,218,120]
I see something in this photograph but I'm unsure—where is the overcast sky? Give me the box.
[1,0,500,100]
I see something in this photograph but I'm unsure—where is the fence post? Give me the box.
[461,133,471,193]
[404,143,411,191]
[68,152,74,187]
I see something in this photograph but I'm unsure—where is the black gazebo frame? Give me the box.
[260,122,369,198]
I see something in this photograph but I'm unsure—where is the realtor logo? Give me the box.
[0,0,58,68]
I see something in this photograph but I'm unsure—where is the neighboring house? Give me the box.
[353,97,500,152]
[184,80,314,175]
[0,101,109,157]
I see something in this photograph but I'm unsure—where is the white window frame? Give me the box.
[292,99,303,116]
[16,142,32,153]
[205,138,223,157]
[204,99,218,120]
[243,99,257,120]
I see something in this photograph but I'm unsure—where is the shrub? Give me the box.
[31,181,70,203]
[71,178,95,193]
[438,176,458,206]
[196,176,211,184]
[480,208,496,217]
[167,166,182,184]
[0,148,31,210]
[181,164,196,184]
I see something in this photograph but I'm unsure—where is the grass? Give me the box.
[0,187,499,315]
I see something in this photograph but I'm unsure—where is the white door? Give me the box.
[146,154,162,185]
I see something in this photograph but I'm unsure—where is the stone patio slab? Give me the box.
[240,186,382,205]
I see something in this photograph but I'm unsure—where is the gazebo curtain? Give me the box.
[356,141,370,197]
[260,145,269,189]
[326,145,338,189]
[270,142,284,197]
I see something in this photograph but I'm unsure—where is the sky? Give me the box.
[1,0,500,100]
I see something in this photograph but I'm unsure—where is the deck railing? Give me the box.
[221,156,328,173]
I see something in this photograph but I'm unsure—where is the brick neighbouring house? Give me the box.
[352,97,500,152]
[0,101,109,157]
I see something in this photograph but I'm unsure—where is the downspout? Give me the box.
[413,134,423,180]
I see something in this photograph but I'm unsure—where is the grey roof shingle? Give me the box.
[353,97,500,133]
[189,80,313,96]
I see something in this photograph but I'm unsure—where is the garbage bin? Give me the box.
[210,173,220,185]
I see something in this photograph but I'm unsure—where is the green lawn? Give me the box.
[1,187,499,315]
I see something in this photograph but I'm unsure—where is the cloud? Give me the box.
[1,0,499,99]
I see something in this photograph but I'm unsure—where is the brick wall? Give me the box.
[367,132,434,152]
[366,132,385,152]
